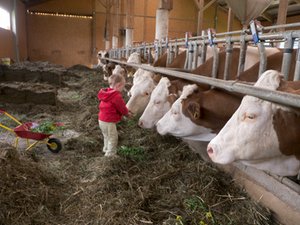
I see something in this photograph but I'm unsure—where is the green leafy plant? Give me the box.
[184,196,217,225]
[184,196,207,212]
[30,121,64,134]
[117,145,145,161]
[117,115,139,128]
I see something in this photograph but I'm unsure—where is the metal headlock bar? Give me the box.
[112,22,300,52]
[106,22,300,109]
[105,58,300,109]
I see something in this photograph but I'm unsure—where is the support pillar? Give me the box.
[125,0,134,47]
[112,36,118,49]
[112,0,120,49]
[105,41,110,50]
[155,0,173,41]
[125,28,133,47]
[277,0,288,32]
[155,9,169,40]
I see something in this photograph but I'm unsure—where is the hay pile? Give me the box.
[0,62,280,225]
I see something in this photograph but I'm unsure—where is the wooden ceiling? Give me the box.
[21,0,53,7]
[21,0,300,22]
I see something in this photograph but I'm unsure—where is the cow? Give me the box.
[207,70,300,176]
[126,69,158,115]
[234,50,297,83]
[152,49,187,68]
[112,65,127,78]
[191,46,279,80]
[102,63,116,81]
[127,52,142,77]
[156,84,242,141]
[100,52,145,81]
[97,50,109,67]
[138,46,281,129]
[138,77,192,128]
[127,52,142,64]
[152,46,216,68]
[126,51,191,116]
[128,48,216,117]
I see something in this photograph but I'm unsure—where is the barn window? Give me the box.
[0,7,10,30]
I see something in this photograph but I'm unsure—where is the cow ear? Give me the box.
[167,94,177,104]
[153,74,161,84]
[187,102,201,119]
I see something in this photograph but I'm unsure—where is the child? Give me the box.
[98,73,129,156]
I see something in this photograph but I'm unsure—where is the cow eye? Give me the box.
[247,114,256,120]
[154,100,160,104]
[145,92,149,96]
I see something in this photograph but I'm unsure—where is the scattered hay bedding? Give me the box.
[0,62,279,225]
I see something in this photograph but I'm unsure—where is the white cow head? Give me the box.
[156,84,215,141]
[112,65,127,78]
[97,50,109,67]
[138,77,173,128]
[207,70,300,176]
[127,52,141,64]
[126,69,157,115]
[126,52,142,77]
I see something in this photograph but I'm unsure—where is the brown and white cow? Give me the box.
[126,51,191,116]
[138,77,192,128]
[207,70,300,176]
[126,69,158,115]
[156,84,242,141]
[97,50,109,67]
[138,46,280,129]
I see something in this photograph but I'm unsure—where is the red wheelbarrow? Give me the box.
[0,109,63,153]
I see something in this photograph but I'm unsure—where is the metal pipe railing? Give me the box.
[110,23,300,53]
[104,58,300,109]
[281,32,294,80]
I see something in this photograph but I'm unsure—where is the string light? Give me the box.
[27,10,92,19]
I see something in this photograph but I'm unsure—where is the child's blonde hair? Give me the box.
[108,73,125,88]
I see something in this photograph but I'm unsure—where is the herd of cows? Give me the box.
[97,45,300,179]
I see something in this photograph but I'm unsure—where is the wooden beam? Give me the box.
[277,0,288,31]
[193,0,217,12]
[24,0,54,7]
[126,0,134,29]
[227,7,234,32]
[97,0,107,8]
[261,12,273,23]
[158,0,173,10]
[201,0,217,12]
[193,0,200,9]
[197,0,204,35]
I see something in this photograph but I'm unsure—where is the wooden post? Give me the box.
[155,0,173,40]
[112,0,120,49]
[126,0,134,29]
[277,0,288,32]
[227,7,234,32]
[197,0,204,35]
[125,0,134,46]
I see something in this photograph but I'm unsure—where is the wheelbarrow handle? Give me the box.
[0,109,22,125]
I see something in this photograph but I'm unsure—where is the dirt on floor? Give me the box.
[0,62,281,225]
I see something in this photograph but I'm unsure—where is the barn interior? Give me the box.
[0,0,300,225]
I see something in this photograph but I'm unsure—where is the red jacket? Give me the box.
[98,88,128,123]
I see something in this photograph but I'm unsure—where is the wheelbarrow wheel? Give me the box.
[47,138,62,153]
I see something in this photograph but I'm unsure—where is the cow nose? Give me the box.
[207,146,214,156]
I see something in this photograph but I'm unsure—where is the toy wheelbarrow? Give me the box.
[0,109,63,153]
